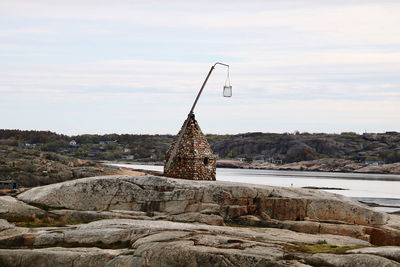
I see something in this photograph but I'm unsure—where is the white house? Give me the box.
[69,140,77,146]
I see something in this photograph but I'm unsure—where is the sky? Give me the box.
[1,0,400,135]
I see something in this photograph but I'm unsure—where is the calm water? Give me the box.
[110,163,400,213]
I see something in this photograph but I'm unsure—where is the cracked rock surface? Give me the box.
[17,175,388,226]
[0,175,399,266]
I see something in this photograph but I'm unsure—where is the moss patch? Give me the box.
[295,243,364,254]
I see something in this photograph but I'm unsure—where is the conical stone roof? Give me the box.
[164,114,216,181]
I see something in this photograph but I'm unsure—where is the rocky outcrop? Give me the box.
[17,175,388,227]
[1,218,400,267]
[218,158,400,174]
[0,219,372,267]
[348,246,400,262]
[15,174,400,250]
[1,174,399,266]
[304,253,400,266]
[217,159,251,169]
[3,219,369,248]
[0,196,45,221]
[355,163,400,174]
[0,247,125,267]
[0,219,14,231]
[0,145,128,187]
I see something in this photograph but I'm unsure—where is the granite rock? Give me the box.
[17,175,388,227]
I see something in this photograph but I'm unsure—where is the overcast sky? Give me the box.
[1,0,400,135]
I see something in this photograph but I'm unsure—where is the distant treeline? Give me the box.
[1,129,400,163]
[0,129,69,144]
[0,129,172,144]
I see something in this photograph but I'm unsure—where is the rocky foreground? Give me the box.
[1,174,400,266]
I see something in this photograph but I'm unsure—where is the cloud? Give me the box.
[1,0,400,134]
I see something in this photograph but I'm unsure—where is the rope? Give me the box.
[225,66,231,87]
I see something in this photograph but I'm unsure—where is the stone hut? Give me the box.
[164,114,216,181]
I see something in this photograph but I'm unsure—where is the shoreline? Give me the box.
[104,160,400,181]
[105,162,400,214]
[101,159,400,175]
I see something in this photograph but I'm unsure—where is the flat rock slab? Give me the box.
[0,218,374,267]
[17,175,388,226]
[1,218,370,249]
[4,174,400,266]
[348,246,400,262]
[304,253,400,267]
[0,219,14,231]
[0,196,45,221]
[0,247,125,267]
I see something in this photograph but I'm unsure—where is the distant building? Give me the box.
[0,180,18,190]
[69,140,77,147]
[22,143,37,149]
[122,155,134,160]
[268,157,283,164]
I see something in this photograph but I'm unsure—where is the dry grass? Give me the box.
[15,214,66,227]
